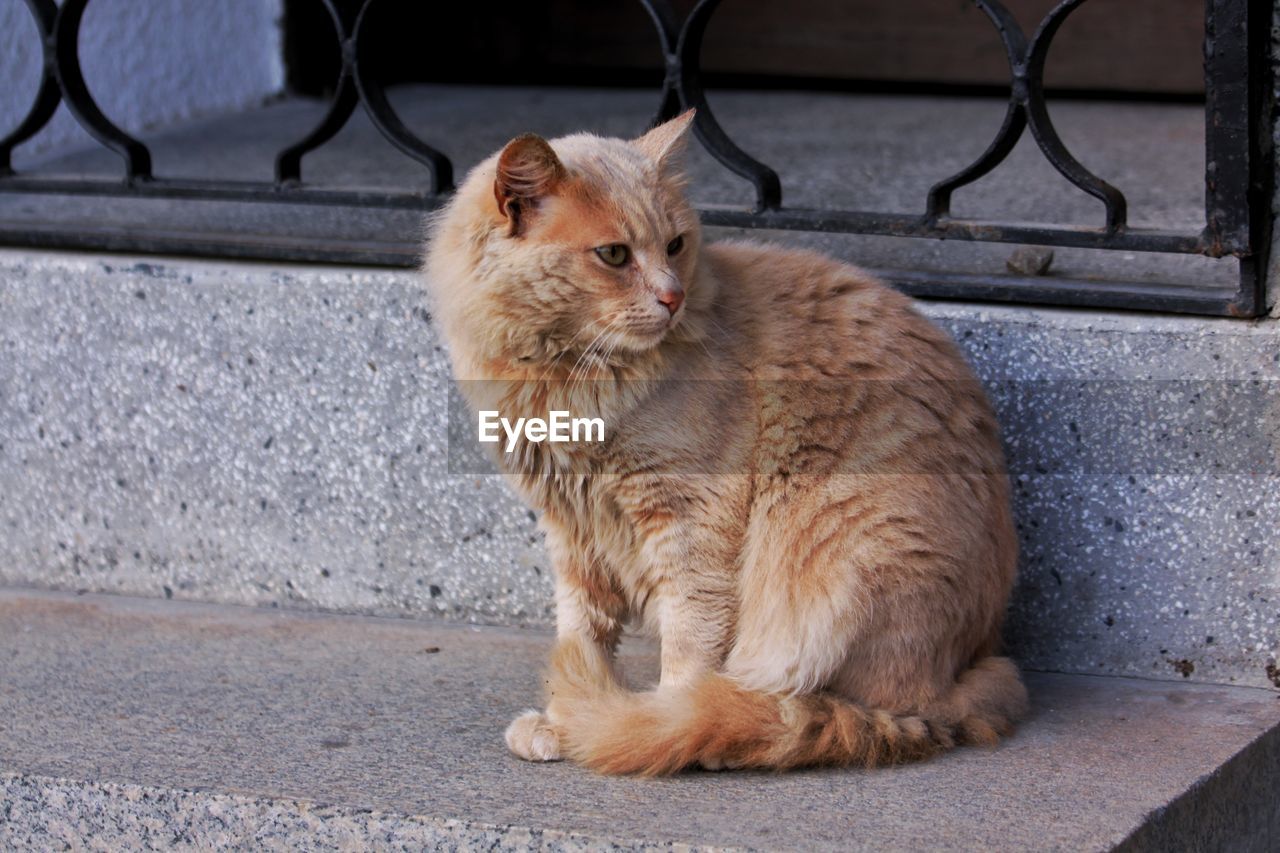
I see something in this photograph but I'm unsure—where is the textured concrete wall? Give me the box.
[0,250,1276,691]
[0,3,1276,693]
[0,0,283,162]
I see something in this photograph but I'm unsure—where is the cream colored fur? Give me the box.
[423,111,1027,774]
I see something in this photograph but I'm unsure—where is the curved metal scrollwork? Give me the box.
[0,0,155,180]
[638,0,682,130]
[927,0,1127,233]
[0,0,1265,315]
[925,1,1027,222]
[640,0,782,211]
[0,0,60,175]
[276,0,453,192]
[275,0,359,185]
[55,0,153,180]
[350,0,452,194]
[0,0,453,192]
[1024,0,1126,231]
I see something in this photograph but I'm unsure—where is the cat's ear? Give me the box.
[634,109,696,173]
[494,133,566,236]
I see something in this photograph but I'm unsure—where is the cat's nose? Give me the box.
[656,287,685,316]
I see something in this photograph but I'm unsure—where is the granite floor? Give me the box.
[1,588,1277,851]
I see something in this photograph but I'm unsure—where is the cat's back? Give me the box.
[702,240,971,383]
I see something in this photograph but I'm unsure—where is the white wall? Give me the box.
[0,0,283,164]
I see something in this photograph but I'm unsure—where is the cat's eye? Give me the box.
[666,235,684,256]
[595,244,630,267]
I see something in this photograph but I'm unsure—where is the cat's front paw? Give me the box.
[504,709,563,762]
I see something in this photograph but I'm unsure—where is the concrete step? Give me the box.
[1,588,1278,851]
[1,250,1278,690]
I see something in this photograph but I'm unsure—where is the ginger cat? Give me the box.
[424,111,1027,774]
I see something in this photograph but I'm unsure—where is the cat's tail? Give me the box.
[546,643,1028,775]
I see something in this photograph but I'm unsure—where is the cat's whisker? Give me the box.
[596,329,624,384]
[693,334,717,371]
[702,312,732,341]
[570,313,629,404]
[566,316,624,408]
[536,323,597,388]
[588,324,629,400]
[564,319,616,386]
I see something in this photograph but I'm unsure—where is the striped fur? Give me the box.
[546,641,1027,774]
[424,112,1027,774]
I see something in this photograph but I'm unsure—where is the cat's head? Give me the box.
[426,111,706,373]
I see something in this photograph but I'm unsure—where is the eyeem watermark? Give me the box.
[478,410,605,453]
[448,379,1280,475]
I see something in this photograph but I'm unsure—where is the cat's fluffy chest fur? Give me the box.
[424,113,1027,774]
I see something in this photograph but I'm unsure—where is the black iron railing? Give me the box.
[0,0,1273,316]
